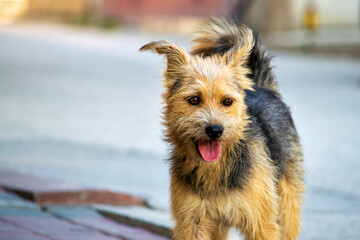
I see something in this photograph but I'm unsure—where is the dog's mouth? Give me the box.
[197,140,222,162]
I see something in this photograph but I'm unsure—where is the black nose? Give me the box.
[205,125,223,139]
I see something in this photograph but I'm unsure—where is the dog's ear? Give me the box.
[140,41,188,71]
[223,27,254,90]
[140,41,189,92]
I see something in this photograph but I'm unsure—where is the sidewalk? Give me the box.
[0,168,170,240]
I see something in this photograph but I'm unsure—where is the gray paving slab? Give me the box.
[0,207,123,240]
[46,205,169,240]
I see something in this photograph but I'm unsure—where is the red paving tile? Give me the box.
[37,190,144,206]
[0,168,144,206]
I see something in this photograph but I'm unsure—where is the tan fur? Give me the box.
[278,141,305,240]
[140,21,304,240]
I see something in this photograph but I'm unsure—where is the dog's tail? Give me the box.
[191,18,278,93]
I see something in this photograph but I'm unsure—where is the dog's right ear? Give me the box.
[140,41,189,91]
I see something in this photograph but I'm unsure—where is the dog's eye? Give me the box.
[223,98,233,107]
[187,96,200,105]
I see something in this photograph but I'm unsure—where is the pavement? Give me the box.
[0,21,360,239]
[0,169,170,240]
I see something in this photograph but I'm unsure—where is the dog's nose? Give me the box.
[205,125,223,139]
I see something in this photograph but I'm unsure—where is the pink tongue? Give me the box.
[198,141,221,162]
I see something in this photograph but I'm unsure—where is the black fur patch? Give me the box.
[184,166,198,187]
[245,86,296,177]
[226,140,252,189]
[247,32,277,91]
[168,77,183,97]
[172,161,205,197]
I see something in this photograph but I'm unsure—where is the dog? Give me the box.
[140,19,305,240]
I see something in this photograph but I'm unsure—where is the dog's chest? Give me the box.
[204,190,244,225]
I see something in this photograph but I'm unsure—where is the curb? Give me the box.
[96,205,173,238]
[0,168,144,206]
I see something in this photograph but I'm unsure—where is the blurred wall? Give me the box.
[0,0,28,24]
[101,0,235,20]
[1,0,358,30]
[26,0,88,16]
[315,0,358,26]
[244,0,359,31]
[244,0,296,31]
[0,0,88,24]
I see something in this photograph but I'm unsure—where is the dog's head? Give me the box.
[140,28,254,163]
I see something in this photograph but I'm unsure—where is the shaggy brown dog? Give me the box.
[140,19,305,240]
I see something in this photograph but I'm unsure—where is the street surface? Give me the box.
[0,22,359,239]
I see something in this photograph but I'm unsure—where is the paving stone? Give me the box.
[95,205,173,238]
[0,168,144,206]
[0,208,100,237]
[0,218,52,239]
[47,205,169,240]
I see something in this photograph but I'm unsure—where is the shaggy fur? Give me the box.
[140,18,305,240]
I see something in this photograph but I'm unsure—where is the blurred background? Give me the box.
[0,0,359,239]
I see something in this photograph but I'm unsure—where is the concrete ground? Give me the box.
[0,22,359,239]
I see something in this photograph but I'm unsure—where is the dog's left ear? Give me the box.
[140,40,188,66]
[223,27,254,90]
[140,40,189,92]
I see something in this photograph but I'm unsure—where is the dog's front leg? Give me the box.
[237,160,281,240]
[172,215,215,240]
[170,177,215,240]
